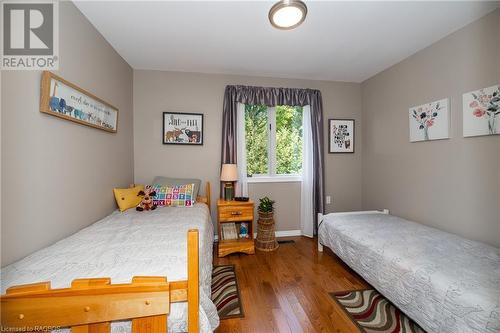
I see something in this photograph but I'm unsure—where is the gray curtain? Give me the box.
[221,85,325,235]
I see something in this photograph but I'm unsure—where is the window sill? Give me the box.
[247,176,302,183]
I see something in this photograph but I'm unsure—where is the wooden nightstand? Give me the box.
[217,199,255,257]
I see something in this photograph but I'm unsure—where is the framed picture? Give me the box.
[163,112,204,145]
[409,98,450,142]
[40,71,118,132]
[463,84,499,137]
[329,119,354,153]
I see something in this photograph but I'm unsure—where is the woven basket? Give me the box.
[255,211,279,252]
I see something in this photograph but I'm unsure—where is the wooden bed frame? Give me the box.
[196,182,211,212]
[317,209,389,252]
[1,230,200,333]
[1,182,212,332]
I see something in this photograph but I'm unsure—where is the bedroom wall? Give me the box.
[361,9,500,246]
[133,70,362,232]
[1,2,134,266]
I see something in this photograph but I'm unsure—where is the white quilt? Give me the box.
[319,213,500,333]
[1,204,219,333]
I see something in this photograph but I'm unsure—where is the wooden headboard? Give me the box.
[196,181,211,212]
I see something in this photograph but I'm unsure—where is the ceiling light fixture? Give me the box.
[269,0,307,30]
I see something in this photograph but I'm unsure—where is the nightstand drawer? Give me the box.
[218,206,253,221]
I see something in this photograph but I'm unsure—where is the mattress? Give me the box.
[319,213,500,333]
[1,204,219,333]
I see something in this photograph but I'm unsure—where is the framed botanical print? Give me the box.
[162,112,204,145]
[463,84,499,137]
[409,98,450,142]
[329,119,354,153]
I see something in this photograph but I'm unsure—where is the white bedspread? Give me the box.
[1,204,219,333]
[319,213,500,333]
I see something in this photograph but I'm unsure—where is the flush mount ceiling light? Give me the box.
[269,0,308,30]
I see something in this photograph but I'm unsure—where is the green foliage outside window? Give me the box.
[276,105,303,174]
[245,104,268,176]
[244,104,303,176]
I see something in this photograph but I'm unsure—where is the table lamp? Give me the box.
[221,164,238,201]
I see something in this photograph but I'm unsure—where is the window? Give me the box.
[244,104,303,181]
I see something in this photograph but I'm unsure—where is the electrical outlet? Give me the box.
[326,196,331,204]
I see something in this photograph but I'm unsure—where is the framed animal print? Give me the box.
[40,71,118,132]
[329,119,354,153]
[163,112,204,145]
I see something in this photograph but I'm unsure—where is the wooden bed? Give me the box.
[1,182,213,333]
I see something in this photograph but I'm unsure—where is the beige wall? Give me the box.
[361,9,500,246]
[1,2,134,266]
[133,70,362,231]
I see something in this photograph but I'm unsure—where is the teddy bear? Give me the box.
[136,186,157,211]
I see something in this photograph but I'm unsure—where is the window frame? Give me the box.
[244,105,303,183]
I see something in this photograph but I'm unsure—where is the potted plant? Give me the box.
[258,196,275,216]
[255,197,278,252]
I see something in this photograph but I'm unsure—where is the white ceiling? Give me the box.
[74,1,499,83]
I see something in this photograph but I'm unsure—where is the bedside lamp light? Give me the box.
[221,164,238,201]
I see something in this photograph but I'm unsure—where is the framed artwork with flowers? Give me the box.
[463,84,500,137]
[409,98,450,142]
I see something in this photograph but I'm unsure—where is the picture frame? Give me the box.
[162,112,204,145]
[463,84,499,137]
[40,71,118,132]
[328,119,355,153]
[409,98,450,142]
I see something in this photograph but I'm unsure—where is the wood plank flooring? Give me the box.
[213,237,368,333]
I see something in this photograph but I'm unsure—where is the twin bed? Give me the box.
[3,187,499,333]
[1,182,219,333]
[318,210,500,333]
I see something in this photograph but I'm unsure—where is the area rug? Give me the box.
[330,289,425,333]
[211,265,244,319]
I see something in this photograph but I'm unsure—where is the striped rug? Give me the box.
[331,289,425,333]
[211,265,244,319]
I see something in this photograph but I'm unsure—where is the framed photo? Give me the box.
[40,71,118,132]
[463,84,499,137]
[329,119,354,153]
[409,98,450,142]
[163,112,204,145]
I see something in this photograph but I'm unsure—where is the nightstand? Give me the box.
[217,199,255,257]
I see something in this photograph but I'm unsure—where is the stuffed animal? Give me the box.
[136,187,157,211]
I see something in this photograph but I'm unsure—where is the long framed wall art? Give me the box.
[40,71,119,133]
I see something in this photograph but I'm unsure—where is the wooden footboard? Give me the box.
[1,229,200,333]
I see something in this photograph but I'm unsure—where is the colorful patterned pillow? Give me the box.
[149,183,195,207]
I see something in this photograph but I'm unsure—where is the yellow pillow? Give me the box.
[113,185,144,212]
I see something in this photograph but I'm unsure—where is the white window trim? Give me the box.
[247,175,302,183]
[243,105,303,183]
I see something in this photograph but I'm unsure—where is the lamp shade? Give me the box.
[221,164,238,181]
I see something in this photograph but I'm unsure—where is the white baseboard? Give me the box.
[214,229,302,242]
[275,230,302,237]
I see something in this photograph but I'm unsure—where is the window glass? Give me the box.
[244,104,269,176]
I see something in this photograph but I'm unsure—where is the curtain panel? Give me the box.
[221,85,325,235]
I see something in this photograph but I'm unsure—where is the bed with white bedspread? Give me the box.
[318,211,500,333]
[1,204,219,333]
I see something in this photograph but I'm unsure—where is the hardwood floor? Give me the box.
[213,236,368,333]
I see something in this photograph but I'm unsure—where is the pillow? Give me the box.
[113,185,144,212]
[150,184,195,207]
[152,176,201,199]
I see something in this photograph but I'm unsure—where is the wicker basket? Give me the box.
[255,211,279,252]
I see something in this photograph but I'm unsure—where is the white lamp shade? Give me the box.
[221,164,238,181]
